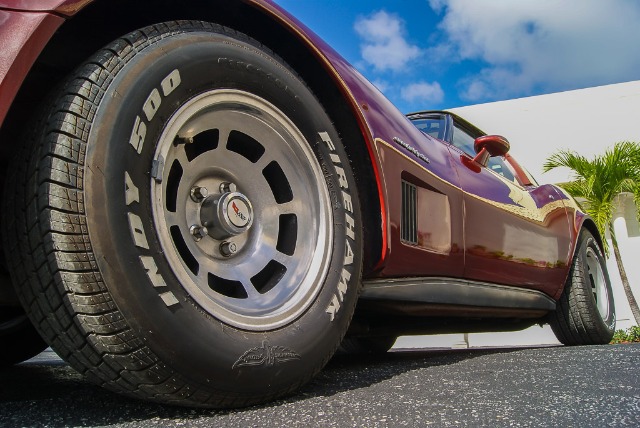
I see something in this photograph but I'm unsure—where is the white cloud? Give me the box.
[401,81,444,104]
[429,0,640,101]
[354,11,422,72]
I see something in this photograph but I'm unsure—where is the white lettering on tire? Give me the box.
[128,69,181,156]
[129,117,146,154]
[140,256,167,289]
[125,69,182,308]
[125,172,139,206]
[127,212,150,250]
[161,69,181,97]
[143,88,162,121]
[140,256,179,308]
[319,132,356,322]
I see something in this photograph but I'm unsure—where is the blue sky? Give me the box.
[273,0,640,113]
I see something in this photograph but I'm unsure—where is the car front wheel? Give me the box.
[3,21,363,408]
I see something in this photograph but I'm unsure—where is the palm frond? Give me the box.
[544,141,640,247]
[557,180,589,200]
[542,150,593,179]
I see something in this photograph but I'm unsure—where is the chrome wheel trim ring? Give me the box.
[585,247,610,320]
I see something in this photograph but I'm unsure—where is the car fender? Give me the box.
[252,0,393,268]
[0,9,63,128]
[252,2,475,274]
[0,2,92,124]
[552,185,607,288]
[1,0,403,269]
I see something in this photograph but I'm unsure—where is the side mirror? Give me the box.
[473,135,510,166]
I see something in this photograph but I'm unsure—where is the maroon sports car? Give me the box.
[0,0,615,408]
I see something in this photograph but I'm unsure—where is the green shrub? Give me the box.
[610,326,640,344]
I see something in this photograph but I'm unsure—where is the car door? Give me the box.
[446,118,572,297]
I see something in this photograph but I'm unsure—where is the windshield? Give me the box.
[411,117,447,141]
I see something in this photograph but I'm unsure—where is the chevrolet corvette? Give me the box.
[0,0,615,407]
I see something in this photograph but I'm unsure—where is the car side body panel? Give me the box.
[0,0,584,299]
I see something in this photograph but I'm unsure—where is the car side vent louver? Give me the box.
[401,180,418,245]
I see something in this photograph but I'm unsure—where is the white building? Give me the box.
[396,80,640,348]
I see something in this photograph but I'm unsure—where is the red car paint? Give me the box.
[0,9,63,127]
[0,0,595,301]
[0,0,90,15]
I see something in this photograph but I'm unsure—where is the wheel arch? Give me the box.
[578,217,606,255]
[0,0,384,275]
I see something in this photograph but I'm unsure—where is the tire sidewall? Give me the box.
[83,26,362,392]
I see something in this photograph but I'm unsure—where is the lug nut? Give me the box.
[220,241,238,257]
[219,182,237,194]
[190,186,208,202]
[190,225,208,242]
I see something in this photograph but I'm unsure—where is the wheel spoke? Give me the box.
[195,268,208,283]
[217,126,232,150]
[173,145,190,167]
[165,211,179,228]
[254,155,274,172]
[239,277,261,300]
[273,252,292,268]
[276,200,302,214]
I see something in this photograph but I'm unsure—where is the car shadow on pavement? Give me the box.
[0,347,538,426]
[293,347,528,399]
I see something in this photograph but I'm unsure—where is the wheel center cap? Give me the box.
[227,197,251,228]
[200,191,253,239]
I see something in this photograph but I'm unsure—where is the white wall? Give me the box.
[396,81,640,349]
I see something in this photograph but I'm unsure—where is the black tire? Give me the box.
[0,306,48,366]
[339,336,396,354]
[3,21,363,408]
[550,230,615,345]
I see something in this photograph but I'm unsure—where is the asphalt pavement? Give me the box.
[1,344,639,427]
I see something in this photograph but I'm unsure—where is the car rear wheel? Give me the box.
[550,230,615,345]
[3,21,362,407]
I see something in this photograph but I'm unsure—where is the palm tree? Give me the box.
[543,141,640,325]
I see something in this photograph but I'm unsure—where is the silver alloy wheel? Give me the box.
[585,247,609,320]
[151,90,333,330]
